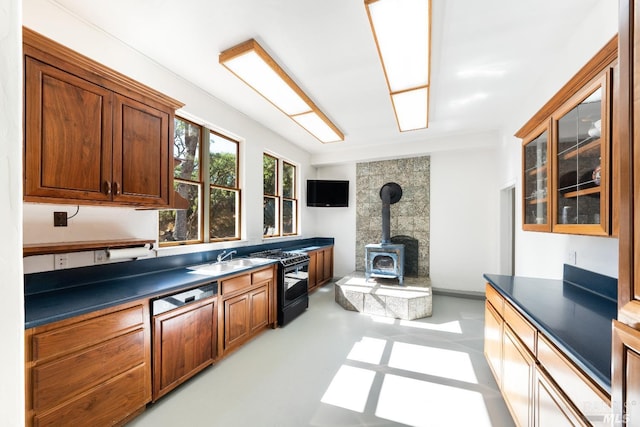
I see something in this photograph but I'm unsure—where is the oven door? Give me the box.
[282,263,309,307]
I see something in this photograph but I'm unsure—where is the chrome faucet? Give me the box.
[217,250,237,263]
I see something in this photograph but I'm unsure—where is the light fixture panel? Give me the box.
[368,0,429,92]
[392,88,428,132]
[220,39,344,143]
[293,112,343,143]
[366,0,431,131]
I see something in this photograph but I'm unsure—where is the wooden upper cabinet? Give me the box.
[22,27,183,207]
[24,57,113,202]
[516,36,617,237]
[113,94,170,205]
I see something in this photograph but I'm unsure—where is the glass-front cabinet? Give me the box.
[519,61,613,236]
[552,74,609,235]
[522,124,550,231]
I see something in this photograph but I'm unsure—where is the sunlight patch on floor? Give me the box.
[320,365,376,412]
[376,374,492,427]
[399,319,463,334]
[389,341,478,384]
[347,337,387,365]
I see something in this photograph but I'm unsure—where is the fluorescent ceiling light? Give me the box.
[219,39,344,143]
[366,0,431,131]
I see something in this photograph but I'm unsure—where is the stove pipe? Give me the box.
[379,182,402,244]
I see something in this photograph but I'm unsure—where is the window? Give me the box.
[263,154,298,237]
[159,118,240,245]
[159,118,202,244]
[209,131,240,240]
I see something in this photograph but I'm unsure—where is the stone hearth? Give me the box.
[335,272,432,320]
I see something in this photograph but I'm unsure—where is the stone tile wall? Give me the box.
[355,156,430,277]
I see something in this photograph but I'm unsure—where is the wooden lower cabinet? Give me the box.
[308,246,334,292]
[612,320,640,425]
[484,283,610,426]
[484,301,503,389]
[502,325,535,427]
[152,297,217,401]
[535,367,589,427]
[219,265,276,356]
[25,300,150,427]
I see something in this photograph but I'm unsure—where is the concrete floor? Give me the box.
[128,282,515,427]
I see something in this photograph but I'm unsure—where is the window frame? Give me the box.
[263,153,299,238]
[159,117,241,246]
[208,130,241,242]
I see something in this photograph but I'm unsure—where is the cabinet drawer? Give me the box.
[221,274,251,296]
[485,283,504,316]
[33,329,145,412]
[537,334,610,419]
[503,301,536,355]
[32,305,145,361]
[33,364,148,427]
[252,267,273,284]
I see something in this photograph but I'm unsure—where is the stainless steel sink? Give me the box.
[187,257,272,275]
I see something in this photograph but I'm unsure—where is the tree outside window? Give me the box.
[209,131,240,240]
[263,154,298,237]
[159,118,241,245]
[159,118,201,244]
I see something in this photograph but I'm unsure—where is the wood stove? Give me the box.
[364,182,405,284]
[365,243,404,284]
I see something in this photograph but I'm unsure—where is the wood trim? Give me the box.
[219,39,344,142]
[617,0,634,312]
[23,27,184,111]
[23,239,155,257]
[515,35,618,138]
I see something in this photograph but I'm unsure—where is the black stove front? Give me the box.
[251,249,310,326]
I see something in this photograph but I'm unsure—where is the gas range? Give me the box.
[250,248,310,326]
[250,249,310,267]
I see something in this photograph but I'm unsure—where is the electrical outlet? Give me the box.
[54,211,67,227]
[54,253,68,270]
[94,250,108,264]
[568,250,577,265]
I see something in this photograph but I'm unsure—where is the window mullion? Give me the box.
[202,128,211,243]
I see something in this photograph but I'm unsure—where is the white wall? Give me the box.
[430,147,500,292]
[22,0,319,273]
[314,165,357,277]
[0,0,25,424]
[498,0,619,280]
[313,139,501,293]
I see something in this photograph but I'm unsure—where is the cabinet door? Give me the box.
[535,367,589,427]
[308,251,318,290]
[522,123,551,231]
[153,298,216,400]
[249,285,269,333]
[113,94,171,206]
[484,301,503,387]
[316,250,325,283]
[224,292,250,350]
[552,73,610,235]
[502,325,535,427]
[612,320,640,425]
[24,57,113,202]
[323,247,333,281]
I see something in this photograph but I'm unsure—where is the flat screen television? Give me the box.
[307,180,349,207]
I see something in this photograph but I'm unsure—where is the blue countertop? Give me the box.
[25,259,279,329]
[484,270,617,393]
[24,237,334,329]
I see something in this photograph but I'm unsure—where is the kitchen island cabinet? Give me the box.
[23,27,183,207]
[25,299,151,427]
[484,270,616,426]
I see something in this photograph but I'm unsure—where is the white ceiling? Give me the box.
[50,0,605,156]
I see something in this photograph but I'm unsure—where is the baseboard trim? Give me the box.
[432,287,485,300]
